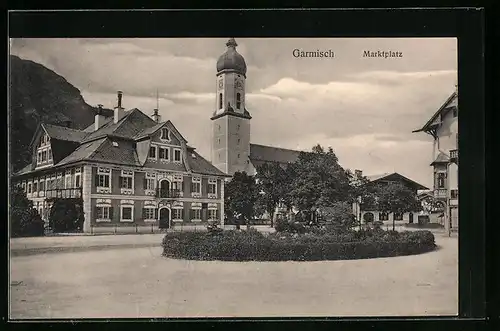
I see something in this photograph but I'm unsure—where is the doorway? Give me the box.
[409,212,414,224]
[159,207,171,229]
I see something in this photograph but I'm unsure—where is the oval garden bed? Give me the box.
[162,228,436,261]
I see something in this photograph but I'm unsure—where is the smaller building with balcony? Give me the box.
[413,87,459,230]
[12,92,230,233]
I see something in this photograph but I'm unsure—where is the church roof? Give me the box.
[216,38,247,76]
[249,143,301,168]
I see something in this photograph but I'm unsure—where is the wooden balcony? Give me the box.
[156,188,181,199]
[449,149,458,162]
[45,188,83,200]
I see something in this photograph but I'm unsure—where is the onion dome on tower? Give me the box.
[216,38,247,76]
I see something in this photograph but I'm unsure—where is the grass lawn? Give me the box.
[9,234,457,319]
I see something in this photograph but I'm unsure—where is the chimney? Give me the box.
[151,108,161,123]
[355,169,362,179]
[114,90,125,124]
[95,104,105,131]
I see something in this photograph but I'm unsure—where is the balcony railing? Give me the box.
[45,188,83,199]
[450,149,458,161]
[434,189,447,198]
[156,188,181,199]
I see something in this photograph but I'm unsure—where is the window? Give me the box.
[237,153,240,159]
[219,93,223,109]
[120,176,133,189]
[65,175,72,188]
[172,208,183,220]
[121,206,133,222]
[451,189,459,199]
[48,148,52,161]
[379,212,389,221]
[41,150,47,162]
[96,206,111,220]
[174,149,181,162]
[161,128,170,140]
[191,176,201,195]
[96,173,110,187]
[33,181,38,193]
[237,124,240,131]
[218,138,220,145]
[208,209,217,220]
[37,151,42,164]
[143,207,156,220]
[437,173,445,188]
[22,182,26,192]
[191,209,201,220]
[159,147,169,161]
[27,183,32,194]
[39,180,45,192]
[75,174,81,188]
[452,107,458,118]
[393,212,403,221]
[218,124,221,131]
[237,138,240,145]
[236,93,241,109]
[144,178,155,190]
[149,146,157,158]
[208,178,217,197]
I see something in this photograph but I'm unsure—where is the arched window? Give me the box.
[236,93,241,109]
[219,93,223,109]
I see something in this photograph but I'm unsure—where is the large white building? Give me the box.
[413,88,459,231]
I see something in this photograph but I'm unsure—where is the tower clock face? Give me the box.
[218,80,223,90]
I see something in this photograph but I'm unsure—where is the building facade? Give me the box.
[12,92,230,234]
[352,172,428,226]
[413,89,458,231]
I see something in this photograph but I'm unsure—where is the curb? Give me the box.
[10,243,163,257]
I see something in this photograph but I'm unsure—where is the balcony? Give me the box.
[156,188,181,199]
[45,188,83,200]
[449,149,458,162]
[434,189,447,199]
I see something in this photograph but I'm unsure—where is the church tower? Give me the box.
[211,38,252,176]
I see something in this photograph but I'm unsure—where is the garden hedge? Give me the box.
[162,229,436,261]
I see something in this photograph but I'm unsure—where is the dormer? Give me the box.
[35,131,53,169]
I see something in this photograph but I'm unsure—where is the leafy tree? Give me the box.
[255,162,289,227]
[288,144,352,222]
[49,199,84,233]
[224,171,259,230]
[374,182,422,231]
[10,185,45,237]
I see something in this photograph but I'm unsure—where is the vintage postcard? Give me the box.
[9,37,458,319]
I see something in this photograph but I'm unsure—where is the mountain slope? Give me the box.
[9,55,106,172]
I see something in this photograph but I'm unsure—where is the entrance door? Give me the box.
[159,208,170,229]
[409,212,414,224]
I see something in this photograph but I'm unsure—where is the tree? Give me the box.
[318,201,357,232]
[288,144,352,222]
[10,185,45,237]
[374,182,422,231]
[224,171,259,230]
[49,199,84,233]
[255,162,289,227]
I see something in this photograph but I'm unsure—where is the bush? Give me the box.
[275,217,290,232]
[49,199,84,233]
[10,186,45,237]
[162,229,436,261]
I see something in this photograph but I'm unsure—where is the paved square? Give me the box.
[9,234,457,318]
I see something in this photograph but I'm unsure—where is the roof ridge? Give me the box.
[250,143,302,153]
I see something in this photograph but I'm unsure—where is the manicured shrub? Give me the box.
[162,229,436,261]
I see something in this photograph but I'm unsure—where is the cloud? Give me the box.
[10,37,457,188]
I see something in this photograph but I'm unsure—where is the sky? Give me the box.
[10,38,457,188]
